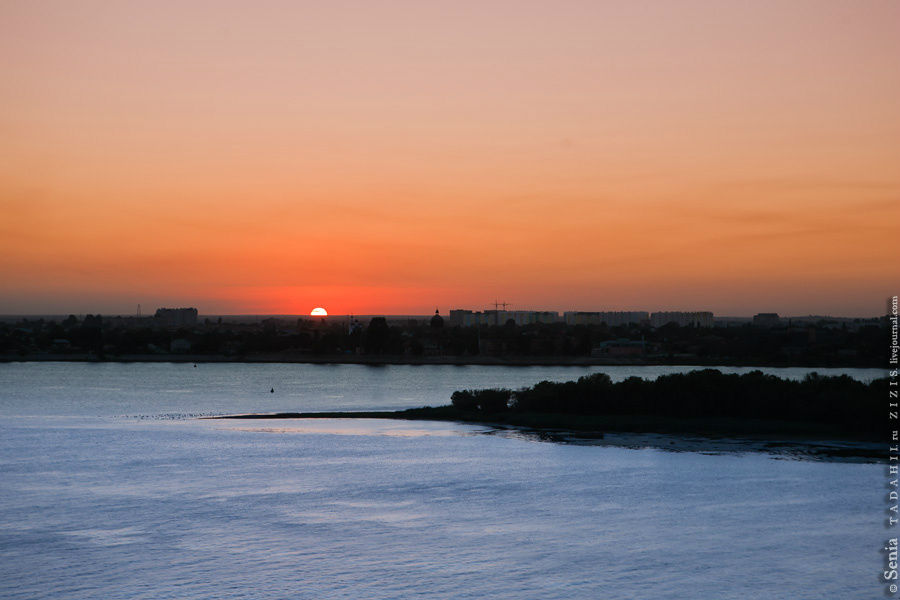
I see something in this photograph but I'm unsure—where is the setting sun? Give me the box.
[0,1,895,319]
[310,307,328,317]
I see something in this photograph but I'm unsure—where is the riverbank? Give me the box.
[208,407,881,461]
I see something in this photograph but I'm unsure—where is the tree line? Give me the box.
[451,369,882,435]
[0,315,887,367]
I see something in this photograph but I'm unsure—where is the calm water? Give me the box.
[0,361,883,417]
[0,362,886,599]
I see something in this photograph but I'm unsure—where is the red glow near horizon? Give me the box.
[0,2,897,317]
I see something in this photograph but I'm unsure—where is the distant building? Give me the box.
[564,311,649,326]
[650,311,714,328]
[752,313,781,328]
[449,310,481,327]
[450,308,714,328]
[482,310,508,326]
[529,311,562,325]
[449,309,561,327]
[503,311,562,326]
[154,307,198,328]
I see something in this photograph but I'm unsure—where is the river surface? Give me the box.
[0,362,887,599]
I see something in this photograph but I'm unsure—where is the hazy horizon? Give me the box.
[3,1,897,317]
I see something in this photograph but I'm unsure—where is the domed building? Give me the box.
[430,309,444,329]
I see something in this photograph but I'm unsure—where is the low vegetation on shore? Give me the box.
[221,369,884,444]
[443,369,881,439]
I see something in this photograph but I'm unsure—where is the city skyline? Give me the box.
[0,305,886,321]
[2,1,898,317]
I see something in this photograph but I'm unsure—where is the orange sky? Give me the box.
[2,1,898,316]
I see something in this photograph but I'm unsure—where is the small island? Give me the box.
[213,369,884,461]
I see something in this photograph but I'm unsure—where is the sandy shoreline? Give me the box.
[207,411,881,463]
[496,428,881,462]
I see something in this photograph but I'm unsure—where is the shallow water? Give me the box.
[0,363,887,599]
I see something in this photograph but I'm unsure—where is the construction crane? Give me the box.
[491,301,511,326]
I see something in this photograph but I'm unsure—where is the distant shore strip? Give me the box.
[0,353,885,368]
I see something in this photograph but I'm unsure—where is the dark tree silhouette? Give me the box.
[364,317,390,354]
